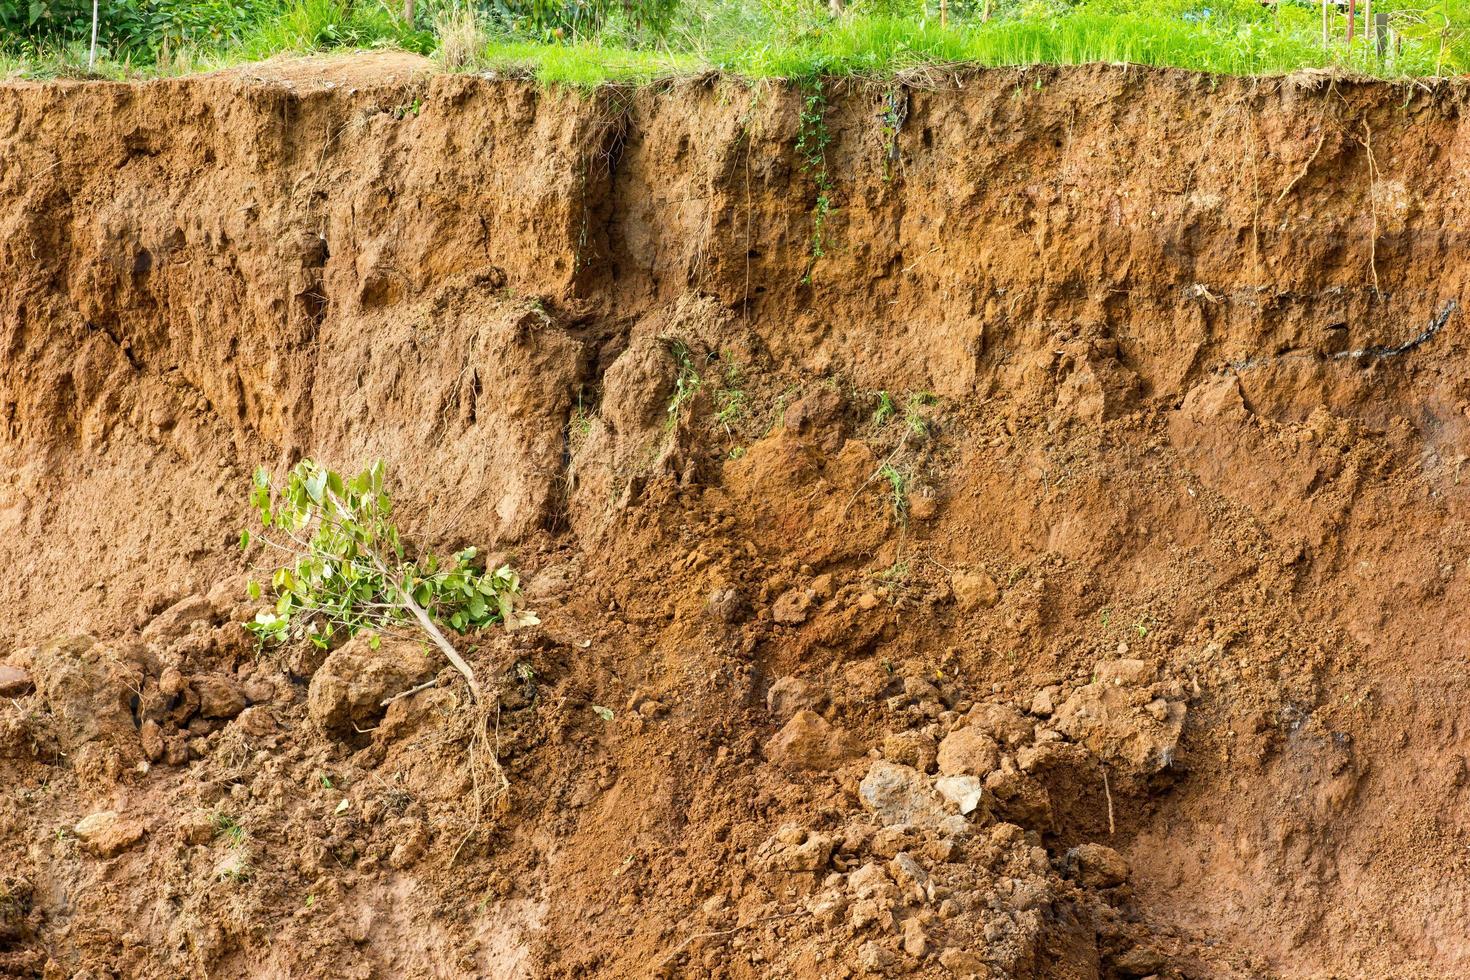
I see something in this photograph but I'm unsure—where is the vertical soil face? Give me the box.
[2,53,1470,978]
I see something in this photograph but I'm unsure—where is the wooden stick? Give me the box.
[381,677,438,707]
[1103,768,1116,835]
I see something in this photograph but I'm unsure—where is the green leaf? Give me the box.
[247,579,261,601]
[592,705,614,721]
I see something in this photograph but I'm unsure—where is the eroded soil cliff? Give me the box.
[2,52,1469,979]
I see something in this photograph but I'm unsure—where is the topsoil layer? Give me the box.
[2,51,1469,979]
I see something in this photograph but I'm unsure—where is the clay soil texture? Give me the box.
[2,52,1470,979]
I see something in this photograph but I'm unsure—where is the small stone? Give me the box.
[233,705,278,737]
[901,917,929,957]
[387,842,420,871]
[773,588,814,625]
[193,674,246,719]
[810,573,835,600]
[882,731,938,772]
[766,676,814,720]
[766,709,860,770]
[1113,945,1167,976]
[1144,697,1170,722]
[870,826,913,858]
[308,635,436,739]
[933,775,984,815]
[908,493,939,521]
[951,569,999,610]
[139,719,164,762]
[776,823,807,845]
[142,595,217,642]
[758,827,834,872]
[242,678,277,704]
[938,947,987,975]
[1094,659,1152,687]
[922,838,957,863]
[856,941,897,974]
[903,677,942,703]
[163,735,192,766]
[177,811,215,846]
[889,852,928,889]
[963,702,1033,747]
[158,666,186,697]
[0,664,33,697]
[1029,689,1055,718]
[848,862,894,899]
[74,811,146,857]
[706,587,750,624]
[1066,842,1130,888]
[983,770,1052,827]
[937,728,1001,777]
[856,592,880,611]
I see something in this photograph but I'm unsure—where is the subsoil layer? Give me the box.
[2,52,1470,979]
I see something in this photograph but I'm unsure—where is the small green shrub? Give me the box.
[243,459,537,700]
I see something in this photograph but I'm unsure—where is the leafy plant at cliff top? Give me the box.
[242,458,538,701]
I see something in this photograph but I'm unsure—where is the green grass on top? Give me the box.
[3,0,1468,84]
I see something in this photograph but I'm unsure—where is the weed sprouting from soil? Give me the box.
[879,462,909,523]
[664,340,703,432]
[872,390,897,427]
[796,82,835,282]
[213,812,248,847]
[713,353,748,433]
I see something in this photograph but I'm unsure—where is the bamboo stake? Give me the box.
[88,0,98,70]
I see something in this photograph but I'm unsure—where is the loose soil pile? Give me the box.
[2,52,1469,979]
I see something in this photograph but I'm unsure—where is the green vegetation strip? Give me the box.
[3,0,1468,84]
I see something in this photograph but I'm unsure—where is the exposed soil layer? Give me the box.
[3,52,1470,979]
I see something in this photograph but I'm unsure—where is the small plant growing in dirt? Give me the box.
[242,459,537,701]
[903,391,936,438]
[664,340,703,430]
[713,353,747,433]
[796,82,834,281]
[872,390,898,426]
[879,463,910,523]
[213,812,247,847]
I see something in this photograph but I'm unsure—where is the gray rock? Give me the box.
[859,761,950,828]
[934,775,984,815]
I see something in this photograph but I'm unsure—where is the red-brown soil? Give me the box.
[2,52,1470,979]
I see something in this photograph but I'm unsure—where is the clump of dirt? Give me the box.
[3,53,1470,979]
